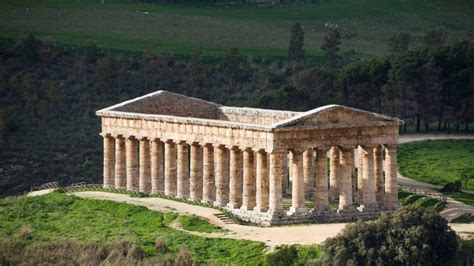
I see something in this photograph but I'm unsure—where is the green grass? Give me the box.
[398,140,474,191]
[0,192,266,264]
[176,215,223,233]
[398,190,446,212]
[0,0,472,56]
[443,191,474,207]
[451,213,474,223]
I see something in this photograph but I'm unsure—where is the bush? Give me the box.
[266,245,299,266]
[451,213,474,224]
[321,206,459,265]
[154,237,169,254]
[440,180,462,192]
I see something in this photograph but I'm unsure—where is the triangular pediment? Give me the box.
[100,90,222,119]
[273,105,402,128]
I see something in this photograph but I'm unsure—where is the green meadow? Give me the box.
[0,0,472,56]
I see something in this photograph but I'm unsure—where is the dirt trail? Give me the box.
[73,191,347,248]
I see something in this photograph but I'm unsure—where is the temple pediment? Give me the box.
[273,105,403,129]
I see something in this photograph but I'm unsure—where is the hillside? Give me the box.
[0,0,473,56]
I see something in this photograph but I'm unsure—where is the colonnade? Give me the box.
[103,134,399,216]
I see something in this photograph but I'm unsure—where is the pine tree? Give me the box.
[288,22,305,62]
[423,26,447,48]
[387,32,409,54]
[321,28,342,69]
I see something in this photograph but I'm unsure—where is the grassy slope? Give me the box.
[398,140,474,191]
[0,0,472,56]
[0,192,266,264]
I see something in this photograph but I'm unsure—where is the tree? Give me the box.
[321,28,342,69]
[423,26,448,48]
[218,47,240,92]
[85,41,98,64]
[388,32,409,54]
[189,48,206,97]
[288,22,305,62]
[322,206,459,265]
[18,33,40,62]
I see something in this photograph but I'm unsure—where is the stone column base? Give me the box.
[337,206,357,214]
[357,203,379,212]
[287,207,309,216]
[253,206,268,213]
[227,203,241,209]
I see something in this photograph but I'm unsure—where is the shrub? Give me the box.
[266,245,299,266]
[321,206,459,265]
[18,224,33,240]
[440,180,462,192]
[154,237,169,254]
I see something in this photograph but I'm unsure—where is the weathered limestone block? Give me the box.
[177,142,190,198]
[228,147,243,208]
[215,145,229,207]
[384,145,399,210]
[337,147,355,213]
[329,147,340,201]
[241,148,256,210]
[360,145,377,211]
[139,138,151,193]
[126,137,139,191]
[269,152,284,215]
[374,145,384,202]
[103,135,115,188]
[151,139,164,194]
[357,146,364,203]
[114,136,126,189]
[314,148,329,211]
[165,140,177,196]
[190,143,203,201]
[255,150,269,212]
[288,150,307,215]
[303,149,315,197]
[202,144,215,203]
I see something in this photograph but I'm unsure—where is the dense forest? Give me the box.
[0,26,473,196]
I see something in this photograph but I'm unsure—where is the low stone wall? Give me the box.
[229,207,386,226]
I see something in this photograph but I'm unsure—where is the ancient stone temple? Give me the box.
[97,90,403,225]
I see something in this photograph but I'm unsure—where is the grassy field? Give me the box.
[0,192,268,264]
[0,0,472,56]
[398,140,474,191]
[398,190,446,213]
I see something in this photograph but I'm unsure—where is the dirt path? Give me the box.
[72,191,473,247]
[73,191,347,248]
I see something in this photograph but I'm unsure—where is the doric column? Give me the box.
[177,141,189,198]
[361,145,377,210]
[374,145,384,202]
[255,150,269,212]
[103,135,115,188]
[384,144,399,210]
[314,147,329,211]
[282,155,289,195]
[329,146,340,201]
[190,143,203,201]
[228,146,243,209]
[202,144,215,203]
[126,136,139,191]
[337,147,355,213]
[241,148,256,210]
[289,150,306,215]
[269,151,285,215]
[288,153,293,194]
[357,146,364,203]
[164,140,177,196]
[151,139,164,194]
[303,148,315,197]
[114,136,126,189]
[215,145,229,206]
[139,138,151,193]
